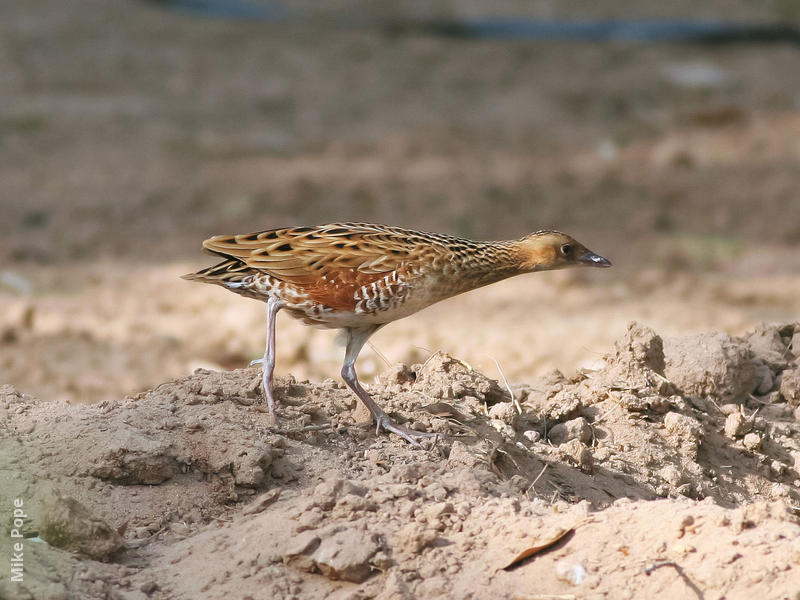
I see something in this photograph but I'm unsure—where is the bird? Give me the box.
[183,222,611,446]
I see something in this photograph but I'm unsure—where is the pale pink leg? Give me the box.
[341,326,437,447]
[250,297,284,416]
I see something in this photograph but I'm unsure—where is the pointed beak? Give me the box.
[579,252,612,268]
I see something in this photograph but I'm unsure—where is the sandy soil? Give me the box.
[2,1,800,599]
[2,322,800,599]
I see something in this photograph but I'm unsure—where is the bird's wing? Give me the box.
[201,223,445,310]
[202,223,415,282]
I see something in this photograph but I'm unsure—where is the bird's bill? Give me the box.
[579,252,612,268]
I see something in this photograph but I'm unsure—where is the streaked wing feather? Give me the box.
[200,223,440,310]
[203,223,419,278]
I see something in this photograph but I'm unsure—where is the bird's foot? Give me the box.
[256,393,280,424]
[249,357,264,367]
[374,414,439,448]
[252,390,278,422]
[248,363,278,425]
[254,401,279,422]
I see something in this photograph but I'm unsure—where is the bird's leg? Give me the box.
[341,326,437,447]
[251,296,284,418]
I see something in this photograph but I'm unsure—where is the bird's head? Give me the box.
[516,230,612,272]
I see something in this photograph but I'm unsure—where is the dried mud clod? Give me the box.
[38,492,124,560]
[2,321,800,599]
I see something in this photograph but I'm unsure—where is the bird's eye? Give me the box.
[560,244,573,256]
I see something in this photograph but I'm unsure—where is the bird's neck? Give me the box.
[446,240,526,291]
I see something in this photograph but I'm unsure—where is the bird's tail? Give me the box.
[181,259,253,288]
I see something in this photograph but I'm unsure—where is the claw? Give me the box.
[375,414,439,448]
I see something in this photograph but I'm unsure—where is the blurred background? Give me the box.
[1,0,799,404]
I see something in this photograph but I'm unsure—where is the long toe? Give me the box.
[377,415,439,448]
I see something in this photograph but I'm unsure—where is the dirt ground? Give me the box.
[2,323,800,599]
[2,1,800,599]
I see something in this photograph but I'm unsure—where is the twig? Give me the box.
[593,400,622,425]
[644,560,678,575]
[367,341,392,368]
[269,423,333,435]
[491,356,521,414]
[748,393,769,405]
[419,349,443,371]
[445,418,479,435]
[526,464,549,496]
[650,371,673,385]
[588,399,624,448]
[705,395,724,414]
[643,560,704,599]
